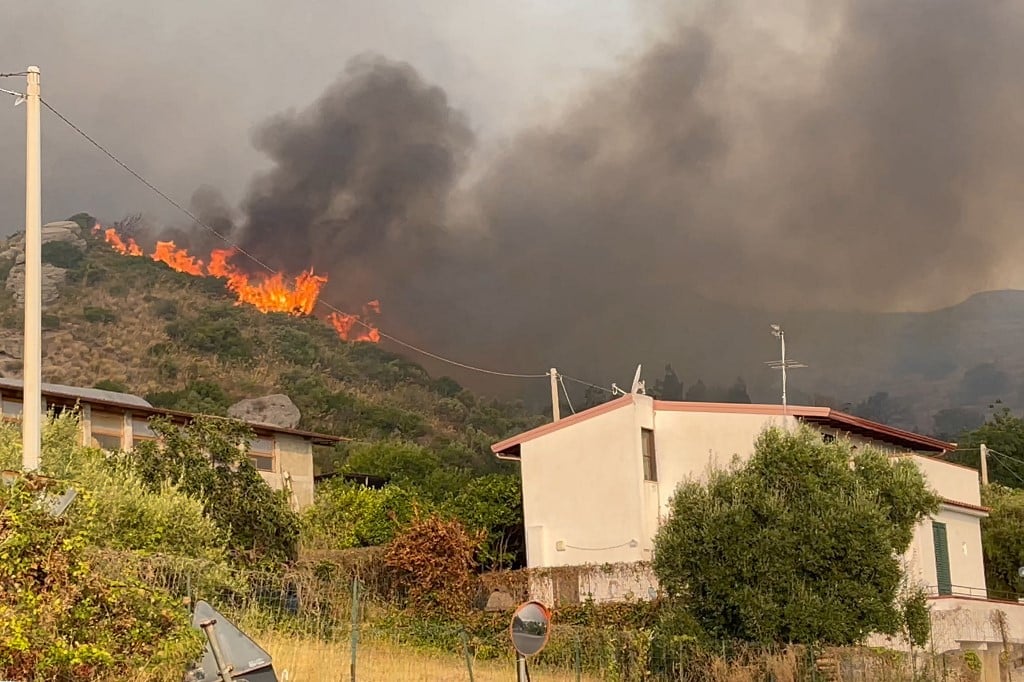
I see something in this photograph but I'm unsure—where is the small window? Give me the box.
[642,428,657,482]
[91,411,124,451]
[822,433,836,444]
[92,431,123,452]
[250,455,274,472]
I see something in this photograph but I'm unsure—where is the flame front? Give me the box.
[92,224,380,342]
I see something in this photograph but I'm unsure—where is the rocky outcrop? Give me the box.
[2,221,87,308]
[228,394,302,429]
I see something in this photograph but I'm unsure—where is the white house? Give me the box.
[492,393,1024,653]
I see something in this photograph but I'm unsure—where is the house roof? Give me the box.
[0,378,348,446]
[491,395,954,458]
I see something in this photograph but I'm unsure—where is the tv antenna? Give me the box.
[764,324,806,413]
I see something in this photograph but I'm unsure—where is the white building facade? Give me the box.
[493,394,1024,653]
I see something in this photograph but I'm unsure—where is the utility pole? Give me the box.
[549,368,560,422]
[23,66,41,471]
[980,443,989,486]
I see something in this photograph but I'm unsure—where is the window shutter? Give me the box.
[933,521,952,596]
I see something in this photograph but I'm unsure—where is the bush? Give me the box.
[93,379,128,393]
[146,380,231,415]
[384,512,483,616]
[41,312,60,330]
[83,305,117,324]
[0,478,203,680]
[41,240,85,270]
[152,298,179,320]
[166,314,252,362]
[301,481,424,551]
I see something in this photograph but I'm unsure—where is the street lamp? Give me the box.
[765,324,806,414]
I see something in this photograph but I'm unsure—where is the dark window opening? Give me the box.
[642,428,657,482]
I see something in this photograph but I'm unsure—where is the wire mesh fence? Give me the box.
[88,551,995,681]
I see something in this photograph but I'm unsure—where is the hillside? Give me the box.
[0,216,544,474]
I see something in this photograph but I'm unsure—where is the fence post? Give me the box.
[460,629,476,682]
[350,577,360,682]
[574,633,582,682]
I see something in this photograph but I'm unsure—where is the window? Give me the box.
[822,433,836,444]
[641,428,657,482]
[933,521,952,596]
[249,436,275,472]
[91,411,124,451]
[132,417,158,450]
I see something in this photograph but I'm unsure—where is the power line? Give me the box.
[985,449,1024,486]
[0,72,29,78]
[40,97,553,380]
[560,373,614,394]
[558,373,576,415]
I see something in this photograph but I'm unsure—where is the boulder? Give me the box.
[228,394,302,429]
[3,221,87,307]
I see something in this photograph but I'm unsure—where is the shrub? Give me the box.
[41,312,60,330]
[152,298,179,320]
[166,314,252,362]
[0,478,204,680]
[93,379,128,393]
[301,481,424,551]
[146,380,231,415]
[383,512,483,616]
[83,305,117,324]
[41,240,85,270]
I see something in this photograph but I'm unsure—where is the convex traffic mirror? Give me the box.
[510,600,551,657]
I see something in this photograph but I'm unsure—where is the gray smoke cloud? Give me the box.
[216,0,1024,392]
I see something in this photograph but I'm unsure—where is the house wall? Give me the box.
[276,433,315,510]
[519,398,650,567]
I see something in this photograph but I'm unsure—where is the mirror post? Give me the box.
[516,652,530,682]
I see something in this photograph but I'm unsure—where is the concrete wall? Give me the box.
[276,433,315,510]
[519,397,649,567]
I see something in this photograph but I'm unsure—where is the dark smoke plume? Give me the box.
[225,55,473,309]
[201,0,1024,395]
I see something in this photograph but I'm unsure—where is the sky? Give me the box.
[0,0,647,229]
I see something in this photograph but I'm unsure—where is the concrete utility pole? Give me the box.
[23,66,41,471]
[549,368,560,422]
[980,443,989,486]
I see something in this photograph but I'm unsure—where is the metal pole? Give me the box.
[460,629,476,682]
[550,368,561,422]
[780,331,787,414]
[516,652,531,682]
[980,443,989,486]
[350,577,360,682]
[22,66,41,472]
[198,619,234,682]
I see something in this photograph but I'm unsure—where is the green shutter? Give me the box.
[933,522,952,596]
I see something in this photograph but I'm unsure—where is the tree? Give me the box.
[653,426,939,645]
[341,440,441,484]
[301,481,424,550]
[124,415,300,564]
[955,408,1024,488]
[685,379,708,402]
[852,391,910,427]
[958,363,1010,404]
[724,376,751,404]
[446,474,524,569]
[932,407,984,442]
[654,364,684,401]
[979,485,1024,598]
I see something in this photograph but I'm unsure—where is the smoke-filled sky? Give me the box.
[4,0,1024,397]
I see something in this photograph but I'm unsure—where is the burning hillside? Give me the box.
[93,224,380,342]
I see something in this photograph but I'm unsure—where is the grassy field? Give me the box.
[262,633,599,682]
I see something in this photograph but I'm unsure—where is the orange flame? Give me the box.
[98,225,143,256]
[329,300,382,342]
[209,248,326,315]
[93,225,381,342]
[151,240,205,276]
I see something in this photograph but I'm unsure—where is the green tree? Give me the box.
[852,391,910,427]
[123,415,300,564]
[341,440,441,485]
[446,474,524,569]
[301,481,424,550]
[955,408,1024,488]
[980,484,1024,598]
[685,379,708,402]
[653,426,939,645]
[932,407,984,442]
[654,364,684,401]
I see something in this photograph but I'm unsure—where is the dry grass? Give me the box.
[261,632,600,682]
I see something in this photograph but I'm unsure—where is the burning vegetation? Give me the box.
[93,224,380,342]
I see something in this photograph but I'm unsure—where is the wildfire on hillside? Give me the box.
[92,224,380,341]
